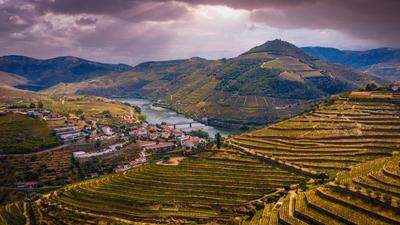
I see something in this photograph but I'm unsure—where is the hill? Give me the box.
[229,90,400,177]
[46,40,383,128]
[0,72,27,87]
[302,47,400,81]
[0,113,59,155]
[254,153,400,225]
[0,55,133,90]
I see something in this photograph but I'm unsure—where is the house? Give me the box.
[27,111,40,118]
[90,173,99,178]
[172,129,184,138]
[73,151,87,159]
[129,129,148,139]
[160,131,171,139]
[16,181,38,189]
[101,126,114,136]
[181,136,205,148]
[43,113,65,121]
[58,132,86,144]
[389,81,400,92]
[148,131,159,140]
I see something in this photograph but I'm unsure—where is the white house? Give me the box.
[101,126,114,136]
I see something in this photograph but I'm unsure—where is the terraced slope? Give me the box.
[230,91,400,176]
[1,150,306,224]
[263,153,400,225]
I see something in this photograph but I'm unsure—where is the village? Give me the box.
[0,100,211,189]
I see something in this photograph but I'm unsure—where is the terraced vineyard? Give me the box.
[0,150,305,224]
[259,153,400,225]
[230,91,400,176]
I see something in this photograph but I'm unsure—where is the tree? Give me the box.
[365,83,378,91]
[215,133,221,150]
[138,114,146,121]
[38,101,44,109]
[79,114,85,121]
[29,102,36,108]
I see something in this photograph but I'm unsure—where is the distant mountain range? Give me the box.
[302,47,400,81]
[0,55,132,90]
[42,40,382,128]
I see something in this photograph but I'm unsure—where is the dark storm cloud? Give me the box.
[75,17,97,26]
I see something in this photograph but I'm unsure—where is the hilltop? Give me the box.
[45,40,383,128]
[0,55,133,90]
[303,46,400,81]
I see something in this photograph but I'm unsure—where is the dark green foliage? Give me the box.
[189,130,209,139]
[215,133,221,150]
[365,83,378,91]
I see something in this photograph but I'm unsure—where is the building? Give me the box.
[181,136,205,148]
[73,151,87,159]
[101,126,114,136]
[137,140,175,152]
[27,111,40,118]
[43,114,65,121]
[390,81,400,92]
[129,129,148,139]
[58,132,86,144]
[172,129,184,138]
[16,181,38,189]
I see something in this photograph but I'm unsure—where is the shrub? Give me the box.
[138,114,146,121]
[383,194,392,202]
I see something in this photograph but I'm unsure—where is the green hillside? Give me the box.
[0,150,306,224]
[229,91,400,177]
[0,113,59,155]
[256,154,400,225]
[44,40,383,129]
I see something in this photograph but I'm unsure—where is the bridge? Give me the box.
[167,122,205,130]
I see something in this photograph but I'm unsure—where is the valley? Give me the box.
[0,38,399,225]
[0,87,399,224]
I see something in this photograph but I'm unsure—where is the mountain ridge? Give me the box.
[43,40,383,128]
[0,55,133,90]
[302,46,400,81]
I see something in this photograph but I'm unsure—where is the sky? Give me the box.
[0,0,399,65]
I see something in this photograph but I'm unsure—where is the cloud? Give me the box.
[0,0,399,65]
[173,0,400,47]
[75,17,97,26]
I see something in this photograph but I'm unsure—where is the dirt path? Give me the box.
[0,144,70,157]
[156,157,185,166]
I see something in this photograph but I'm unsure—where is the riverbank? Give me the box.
[114,97,238,137]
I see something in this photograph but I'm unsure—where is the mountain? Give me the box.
[0,71,28,87]
[44,40,382,128]
[0,55,133,90]
[302,47,400,81]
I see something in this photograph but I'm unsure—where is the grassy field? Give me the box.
[0,113,59,155]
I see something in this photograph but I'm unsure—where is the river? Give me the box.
[116,98,236,137]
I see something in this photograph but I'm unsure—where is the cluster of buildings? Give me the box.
[54,126,88,144]
[73,142,127,159]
